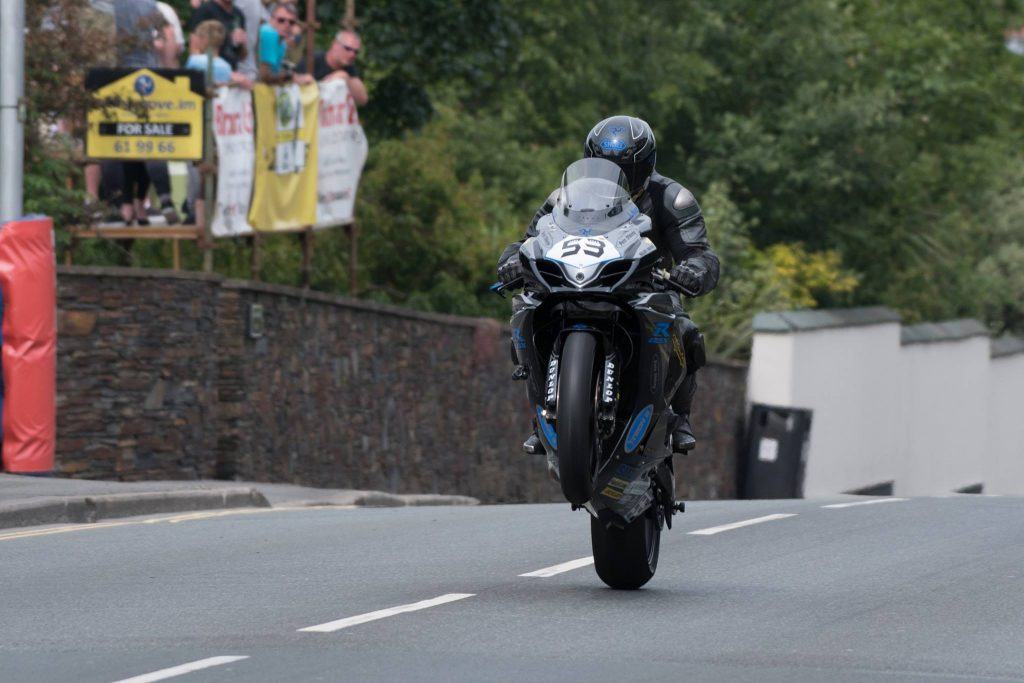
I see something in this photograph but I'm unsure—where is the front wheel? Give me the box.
[591,511,661,589]
[556,332,598,505]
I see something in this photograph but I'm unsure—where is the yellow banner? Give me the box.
[248,83,320,231]
[86,68,204,161]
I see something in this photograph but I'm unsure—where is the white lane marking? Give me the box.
[519,556,595,578]
[111,656,249,683]
[822,498,909,509]
[298,593,475,633]
[688,513,797,536]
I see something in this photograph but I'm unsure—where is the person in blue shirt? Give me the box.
[186,20,253,88]
[258,2,312,85]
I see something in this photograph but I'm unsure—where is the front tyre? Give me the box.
[557,332,598,505]
[591,511,661,589]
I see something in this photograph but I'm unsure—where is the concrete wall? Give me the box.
[748,309,1024,496]
[748,321,902,496]
[53,267,748,502]
[985,352,1024,494]
[897,336,990,496]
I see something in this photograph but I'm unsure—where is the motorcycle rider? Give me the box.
[496,115,720,455]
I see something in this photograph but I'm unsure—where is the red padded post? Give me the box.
[0,217,56,473]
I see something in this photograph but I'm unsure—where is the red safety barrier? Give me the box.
[0,217,56,473]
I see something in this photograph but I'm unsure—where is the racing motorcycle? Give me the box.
[493,157,691,590]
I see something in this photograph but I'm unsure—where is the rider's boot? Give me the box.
[671,372,697,453]
[523,432,545,455]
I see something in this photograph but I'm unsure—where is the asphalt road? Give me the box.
[3,495,1024,682]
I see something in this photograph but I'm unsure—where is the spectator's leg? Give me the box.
[126,162,151,226]
[104,161,136,224]
[145,161,180,224]
[185,164,201,225]
[85,163,101,199]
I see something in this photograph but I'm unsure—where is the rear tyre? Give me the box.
[557,332,598,505]
[591,510,661,590]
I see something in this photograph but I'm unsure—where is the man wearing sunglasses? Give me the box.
[297,30,369,107]
[186,0,249,70]
[257,2,312,85]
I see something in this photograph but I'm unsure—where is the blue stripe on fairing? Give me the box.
[624,404,653,453]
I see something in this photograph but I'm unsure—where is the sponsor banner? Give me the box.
[315,80,368,228]
[248,83,320,232]
[211,87,256,237]
[86,68,205,161]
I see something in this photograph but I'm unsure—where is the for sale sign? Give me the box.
[85,68,205,161]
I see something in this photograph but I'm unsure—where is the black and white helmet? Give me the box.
[583,115,657,196]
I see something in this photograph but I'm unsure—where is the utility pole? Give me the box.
[344,0,357,31]
[0,0,25,221]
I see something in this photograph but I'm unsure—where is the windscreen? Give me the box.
[552,158,635,235]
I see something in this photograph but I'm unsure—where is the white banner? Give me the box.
[315,79,368,229]
[212,86,255,237]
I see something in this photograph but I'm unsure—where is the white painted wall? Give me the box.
[985,354,1024,494]
[748,323,902,496]
[896,337,990,496]
[748,315,1024,496]
[747,333,795,406]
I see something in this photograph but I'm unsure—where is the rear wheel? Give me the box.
[591,509,661,589]
[556,332,599,505]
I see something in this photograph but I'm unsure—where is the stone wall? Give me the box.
[55,267,747,502]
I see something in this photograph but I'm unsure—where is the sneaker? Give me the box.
[161,203,181,225]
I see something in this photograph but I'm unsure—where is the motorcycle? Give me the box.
[493,157,691,589]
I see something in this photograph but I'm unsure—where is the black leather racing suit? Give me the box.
[497,171,720,427]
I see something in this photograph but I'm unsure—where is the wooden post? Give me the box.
[172,239,181,270]
[300,227,314,288]
[344,0,357,30]
[251,233,263,282]
[348,222,358,295]
[65,231,76,266]
[201,46,216,273]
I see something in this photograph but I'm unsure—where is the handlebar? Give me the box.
[490,279,523,297]
[653,269,687,295]
[491,271,695,297]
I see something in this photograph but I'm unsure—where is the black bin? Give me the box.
[740,404,813,499]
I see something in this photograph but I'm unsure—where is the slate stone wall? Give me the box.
[55,267,747,501]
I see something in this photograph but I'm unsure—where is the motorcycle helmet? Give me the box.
[583,115,657,196]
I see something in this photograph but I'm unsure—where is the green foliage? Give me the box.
[24,0,1024,358]
[688,183,859,358]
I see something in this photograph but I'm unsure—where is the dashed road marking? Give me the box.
[298,593,476,633]
[519,556,594,577]
[111,655,249,683]
[822,498,909,509]
[688,513,797,536]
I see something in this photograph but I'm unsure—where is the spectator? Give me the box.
[297,30,368,106]
[155,1,185,67]
[113,0,164,69]
[108,0,166,225]
[186,0,248,70]
[186,20,235,85]
[233,0,271,81]
[257,2,312,85]
[1007,25,1024,56]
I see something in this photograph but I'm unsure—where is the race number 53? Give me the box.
[561,238,606,258]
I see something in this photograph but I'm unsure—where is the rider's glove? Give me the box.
[670,263,703,297]
[498,257,524,285]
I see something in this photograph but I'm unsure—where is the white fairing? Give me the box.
[545,236,621,285]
